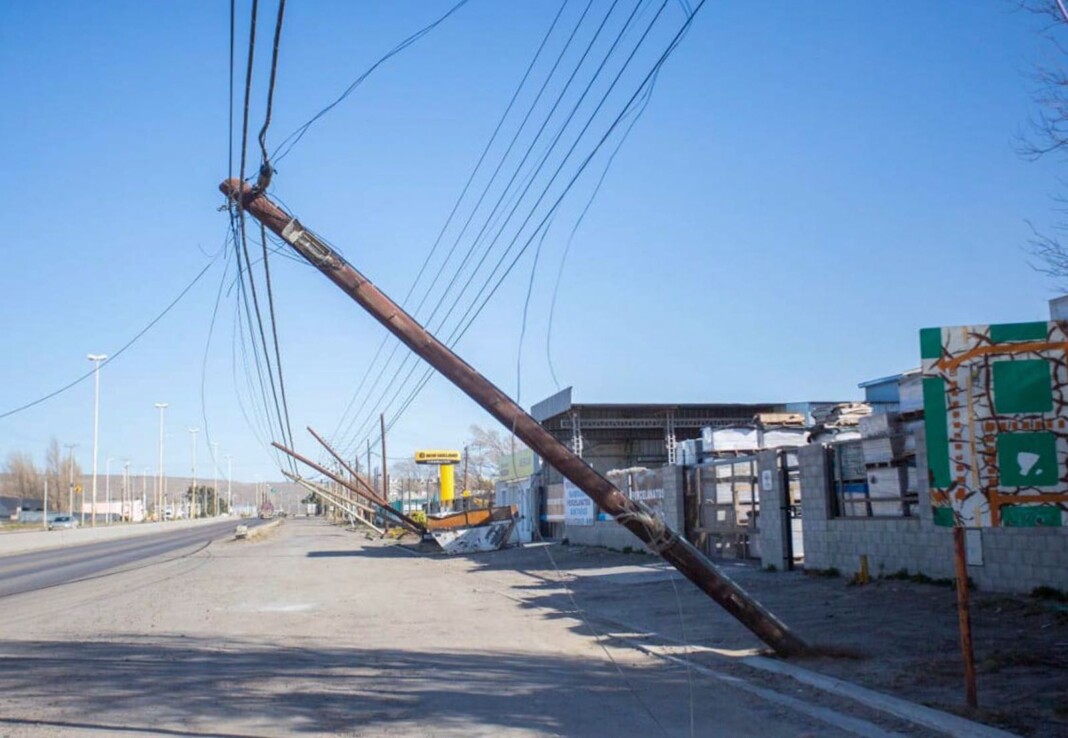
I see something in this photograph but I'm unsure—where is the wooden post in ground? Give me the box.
[953,526,978,708]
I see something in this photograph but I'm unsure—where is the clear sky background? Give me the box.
[0,0,1063,483]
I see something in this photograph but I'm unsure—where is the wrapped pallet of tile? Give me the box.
[808,402,871,444]
[859,412,910,515]
[701,425,760,456]
[754,412,809,448]
[897,372,924,514]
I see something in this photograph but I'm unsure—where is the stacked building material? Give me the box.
[754,413,810,449]
[808,402,871,444]
[858,411,918,516]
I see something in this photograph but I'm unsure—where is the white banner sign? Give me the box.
[564,480,595,526]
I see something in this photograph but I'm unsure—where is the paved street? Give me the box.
[0,519,266,598]
[0,518,938,738]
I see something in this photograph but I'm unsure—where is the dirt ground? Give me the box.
[445,540,1067,738]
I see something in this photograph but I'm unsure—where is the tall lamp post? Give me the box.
[64,443,78,517]
[105,457,114,524]
[187,428,200,519]
[155,403,168,521]
[122,460,131,522]
[211,441,220,517]
[86,353,106,526]
[224,454,233,516]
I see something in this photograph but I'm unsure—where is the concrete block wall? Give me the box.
[564,466,684,553]
[756,450,786,570]
[797,439,1068,594]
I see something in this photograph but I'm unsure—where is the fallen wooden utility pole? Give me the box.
[285,472,385,535]
[221,178,810,657]
[307,426,380,503]
[273,440,425,534]
[283,469,377,520]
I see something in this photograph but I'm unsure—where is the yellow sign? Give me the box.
[415,449,462,465]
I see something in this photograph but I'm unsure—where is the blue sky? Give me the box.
[0,0,1063,482]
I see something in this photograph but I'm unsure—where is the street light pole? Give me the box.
[155,403,168,521]
[64,443,78,517]
[211,441,220,517]
[105,457,114,524]
[224,454,233,515]
[122,460,130,522]
[86,353,106,527]
[187,428,200,519]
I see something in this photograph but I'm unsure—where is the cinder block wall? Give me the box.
[564,466,684,552]
[756,450,787,570]
[798,433,1068,594]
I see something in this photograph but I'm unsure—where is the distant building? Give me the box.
[530,387,855,481]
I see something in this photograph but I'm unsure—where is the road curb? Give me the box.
[235,519,283,541]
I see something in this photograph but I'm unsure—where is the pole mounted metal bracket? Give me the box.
[281,219,333,267]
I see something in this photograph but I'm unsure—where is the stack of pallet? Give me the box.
[858,411,917,516]
[809,402,871,444]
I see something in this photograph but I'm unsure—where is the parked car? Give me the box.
[48,515,79,530]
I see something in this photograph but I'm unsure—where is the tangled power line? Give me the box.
[218,0,707,483]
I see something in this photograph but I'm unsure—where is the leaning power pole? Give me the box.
[221,179,810,657]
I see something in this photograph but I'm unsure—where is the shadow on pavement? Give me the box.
[0,636,686,736]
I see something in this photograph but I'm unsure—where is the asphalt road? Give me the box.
[0,518,265,599]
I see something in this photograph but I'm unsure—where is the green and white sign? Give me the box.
[920,321,1068,528]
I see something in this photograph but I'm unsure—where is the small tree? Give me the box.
[3,450,40,501]
[184,484,228,518]
[44,437,79,510]
[1019,1,1068,283]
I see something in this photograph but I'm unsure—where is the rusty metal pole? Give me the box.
[221,179,810,657]
[953,527,978,708]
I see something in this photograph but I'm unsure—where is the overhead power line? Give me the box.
[366,0,707,449]
[0,255,221,420]
[270,0,474,166]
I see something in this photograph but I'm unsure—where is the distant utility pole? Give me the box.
[87,353,106,527]
[380,413,389,503]
[366,440,372,494]
[155,402,168,521]
[106,457,114,524]
[43,478,48,530]
[122,460,130,521]
[211,441,220,517]
[187,428,200,519]
[64,443,78,517]
[142,467,149,521]
[224,454,233,514]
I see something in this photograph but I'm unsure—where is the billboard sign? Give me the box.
[921,321,1068,527]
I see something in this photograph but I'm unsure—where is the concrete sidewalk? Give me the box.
[449,542,1065,738]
